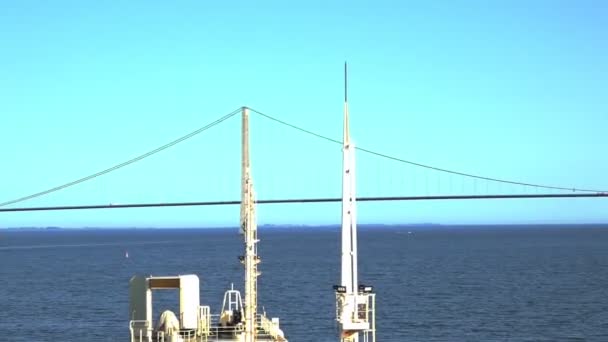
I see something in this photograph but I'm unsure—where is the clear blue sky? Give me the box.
[1,1,607,227]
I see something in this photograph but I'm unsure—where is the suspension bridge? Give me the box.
[1,106,606,216]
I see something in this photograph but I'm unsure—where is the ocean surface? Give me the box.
[1,225,607,341]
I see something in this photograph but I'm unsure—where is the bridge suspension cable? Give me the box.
[2,106,605,209]
[248,107,606,194]
[0,107,242,208]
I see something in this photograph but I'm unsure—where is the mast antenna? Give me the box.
[344,62,348,103]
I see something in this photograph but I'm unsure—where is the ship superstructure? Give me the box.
[127,66,376,342]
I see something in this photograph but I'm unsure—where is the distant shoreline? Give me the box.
[2,223,607,231]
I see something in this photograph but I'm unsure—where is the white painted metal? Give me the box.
[179,275,200,330]
[129,275,201,334]
[340,97,360,330]
[129,280,285,342]
[241,106,259,342]
[341,93,357,297]
[221,283,244,314]
[336,63,374,342]
[129,276,150,324]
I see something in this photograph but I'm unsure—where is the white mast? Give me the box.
[241,106,259,342]
[341,62,358,305]
[335,63,375,342]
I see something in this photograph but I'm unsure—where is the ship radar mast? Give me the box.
[334,63,376,342]
[241,106,259,342]
[127,106,287,342]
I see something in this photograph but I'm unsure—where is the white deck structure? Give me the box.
[129,276,286,342]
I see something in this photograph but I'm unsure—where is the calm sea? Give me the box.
[1,225,607,341]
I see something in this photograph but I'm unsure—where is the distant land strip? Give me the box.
[1,193,607,212]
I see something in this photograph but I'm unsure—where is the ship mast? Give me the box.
[241,106,259,342]
[341,62,358,315]
[335,63,375,342]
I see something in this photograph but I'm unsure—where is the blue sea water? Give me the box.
[1,225,607,341]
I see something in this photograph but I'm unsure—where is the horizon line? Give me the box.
[2,222,607,230]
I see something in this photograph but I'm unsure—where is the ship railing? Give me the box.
[198,305,211,335]
[258,314,285,341]
[187,312,283,339]
[202,313,244,337]
[155,329,203,342]
[180,329,197,340]
[208,313,222,327]
[151,310,281,340]
[129,320,152,342]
